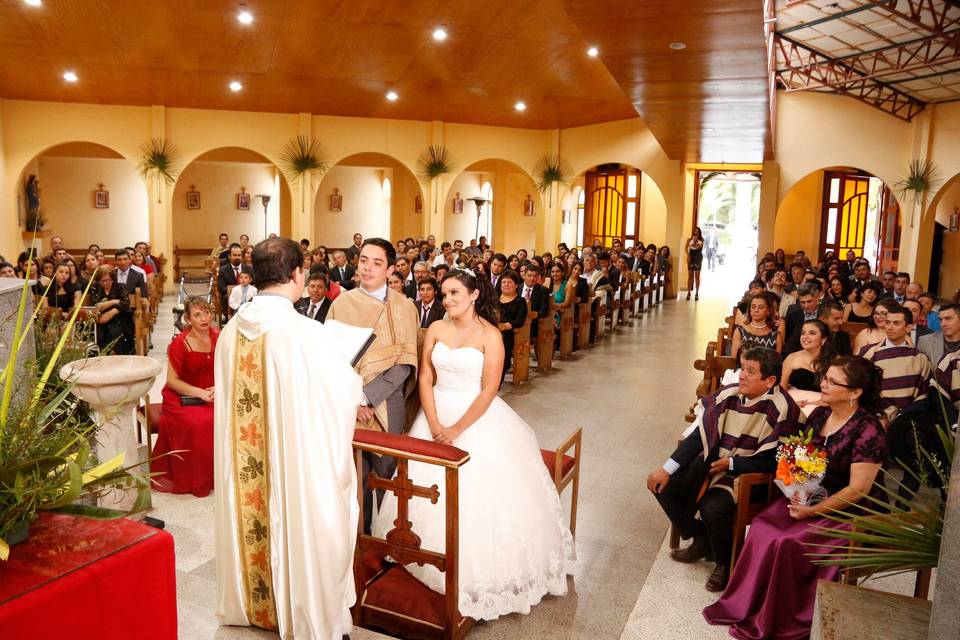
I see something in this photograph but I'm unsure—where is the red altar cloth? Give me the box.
[0,512,177,639]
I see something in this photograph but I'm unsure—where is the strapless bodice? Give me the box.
[432,341,484,394]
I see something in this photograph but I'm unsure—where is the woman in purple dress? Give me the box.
[704,356,887,640]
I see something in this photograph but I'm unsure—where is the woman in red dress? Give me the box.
[151,298,219,497]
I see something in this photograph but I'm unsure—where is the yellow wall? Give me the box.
[773,169,822,256]
[172,160,280,248]
[444,171,484,244]
[315,165,392,247]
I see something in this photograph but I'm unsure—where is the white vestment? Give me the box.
[215,295,363,640]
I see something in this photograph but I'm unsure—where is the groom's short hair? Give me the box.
[362,238,397,266]
[252,237,303,289]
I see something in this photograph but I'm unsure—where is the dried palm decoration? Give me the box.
[138,138,181,201]
[278,135,329,183]
[533,154,572,206]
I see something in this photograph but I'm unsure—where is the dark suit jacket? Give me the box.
[832,330,852,356]
[330,265,356,290]
[782,303,806,355]
[295,296,331,323]
[415,299,445,328]
[218,263,253,304]
[404,281,418,300]
[524,284,550,337]
[117,268,147,300]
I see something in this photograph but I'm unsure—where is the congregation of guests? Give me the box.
[646,246,960,640]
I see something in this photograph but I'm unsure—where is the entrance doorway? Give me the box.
[694,170,761,292]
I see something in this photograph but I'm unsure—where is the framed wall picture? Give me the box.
[94,183,109,209]
[524,194,535,217]
[186,187,201,210]
[453,192,464,214]
[330,188,343,212]
[415,193,423,213]
[237,191,250,210]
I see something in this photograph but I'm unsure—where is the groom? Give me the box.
[327,237,419,529]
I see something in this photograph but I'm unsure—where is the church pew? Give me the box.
[655,271,665,305]
[352,429,475,640]
[594,294,607,342]
[557,306,575,360]
[574,302,591,351]
[173,246,215,283]
[511,316,532,386]
[842,321,868,344]
[133,289,150,357]
[631,272,646,316]
[646,274,655,309]
[535,306,555,372]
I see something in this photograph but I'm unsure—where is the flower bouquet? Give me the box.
[775,429,828,506]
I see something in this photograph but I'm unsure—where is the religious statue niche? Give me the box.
[524,194,535,217]
[415,193,423,214]
[237,186,250,210]
[453,192,464,214]
[24,174,44,230]
[94,183,110,209]
[186,186,201,210]
[330,188,343,212]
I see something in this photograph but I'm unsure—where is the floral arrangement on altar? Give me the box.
[775,428,828,506]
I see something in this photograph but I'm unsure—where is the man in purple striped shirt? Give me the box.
[859,304,931,425]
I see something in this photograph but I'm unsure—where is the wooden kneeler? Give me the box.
[540,427,582,538]
[352,429,475,640]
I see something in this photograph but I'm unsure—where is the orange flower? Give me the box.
[239,422,262,447]
[244,488,265,511]
[776,458,793,485]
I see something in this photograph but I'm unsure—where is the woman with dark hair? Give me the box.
[569,261,589,304]
[844,281,883,323]
[705,356,886,639]
[242,244,254,268]
[372,267,575,620]
[827,276,849,307]
[853,298,894,354]
[15,251,32,279]
[497,270,527,383]
[782,319,835,392]
[550,262,575,324]
[507,254,521,272]
[774,248,787,269]
[43,262,80,317]
[151,297,219,497]
[658,245,675,299]
[732,291,783,353]
[90,267,134,354]
[686,227,705,300]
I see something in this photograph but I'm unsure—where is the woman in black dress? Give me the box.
[781,319,835,391]
[497,270,527,384]
[90,267,134,354]
[844,281,882,323]
[686,227,704,300]
[44,262,79,318]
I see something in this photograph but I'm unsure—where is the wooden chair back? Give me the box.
[540,427,582,538]
[842,321,868,343]
[352,430,474,640]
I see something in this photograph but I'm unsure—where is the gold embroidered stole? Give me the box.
[231,332,278,630]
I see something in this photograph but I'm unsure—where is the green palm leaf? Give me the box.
[278,136,329,183]
[895,159,941,205]
[137,138,181,186]
[532,154,572,194]
[417,145,454,181]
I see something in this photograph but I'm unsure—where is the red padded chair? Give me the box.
[352,429,474,640]
[540,427,582,538]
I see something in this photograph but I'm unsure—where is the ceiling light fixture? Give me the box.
[24,0,43,6]
[705,128,714,133]
[587,46,599,57]
[669,41,687,50]
[237,9,253,24]
[432,27,448,41]
[62,71,78,83]
[229,81,243,92]
[386,91,398,101]
[515,101,527,112]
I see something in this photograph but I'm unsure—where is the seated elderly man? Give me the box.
[405,260,431,300]
[646,347,802,592]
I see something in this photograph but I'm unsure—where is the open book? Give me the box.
[322,320,377,368]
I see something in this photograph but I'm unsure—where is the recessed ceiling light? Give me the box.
[705,128,714,133]
[386,91,398,101]
[62,71,78,83]
[237,9,253,24]
[24,0,42,6]
[514,101,527,112]
[229,80,243,92]
[669,41,687,50]
[432,27,447,41]
[587,46,599,57]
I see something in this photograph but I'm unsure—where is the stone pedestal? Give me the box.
[0,277,35,409]
[59,356,162,512]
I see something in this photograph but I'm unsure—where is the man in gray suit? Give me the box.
[918,303,960,367]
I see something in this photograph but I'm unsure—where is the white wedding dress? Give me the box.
[372,341,577,621]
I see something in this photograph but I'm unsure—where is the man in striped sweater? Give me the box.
[859,304,931,425]
[646,347,803,592]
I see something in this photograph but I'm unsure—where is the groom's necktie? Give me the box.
[308,303,317,319]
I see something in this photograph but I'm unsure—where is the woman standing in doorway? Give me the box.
[686,227,704,301]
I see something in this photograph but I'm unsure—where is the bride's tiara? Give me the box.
[457,267,477,279]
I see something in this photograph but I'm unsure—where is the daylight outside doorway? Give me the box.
[695,170,761,296]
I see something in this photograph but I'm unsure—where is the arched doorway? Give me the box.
[314,153,422,247]
[172,147,292,248]
[445,159,540,253]
[17,141,149,250]
[775,167,901,270]
[925,173,960,299]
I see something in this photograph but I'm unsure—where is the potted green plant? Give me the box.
[417,145,454,215]
[0,263,151,560]
[138,138,181,203]
[533,154,572,207]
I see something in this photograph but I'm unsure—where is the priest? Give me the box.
[214,237,363,639]
[327,237,419,529]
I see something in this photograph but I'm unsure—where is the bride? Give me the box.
[372,267,577,621]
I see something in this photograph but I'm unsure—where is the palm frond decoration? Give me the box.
[137,138,181,187]
[417,145,454,181]
[896,159,942,206]
[278,135,329,183]
[533,154,572,194]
